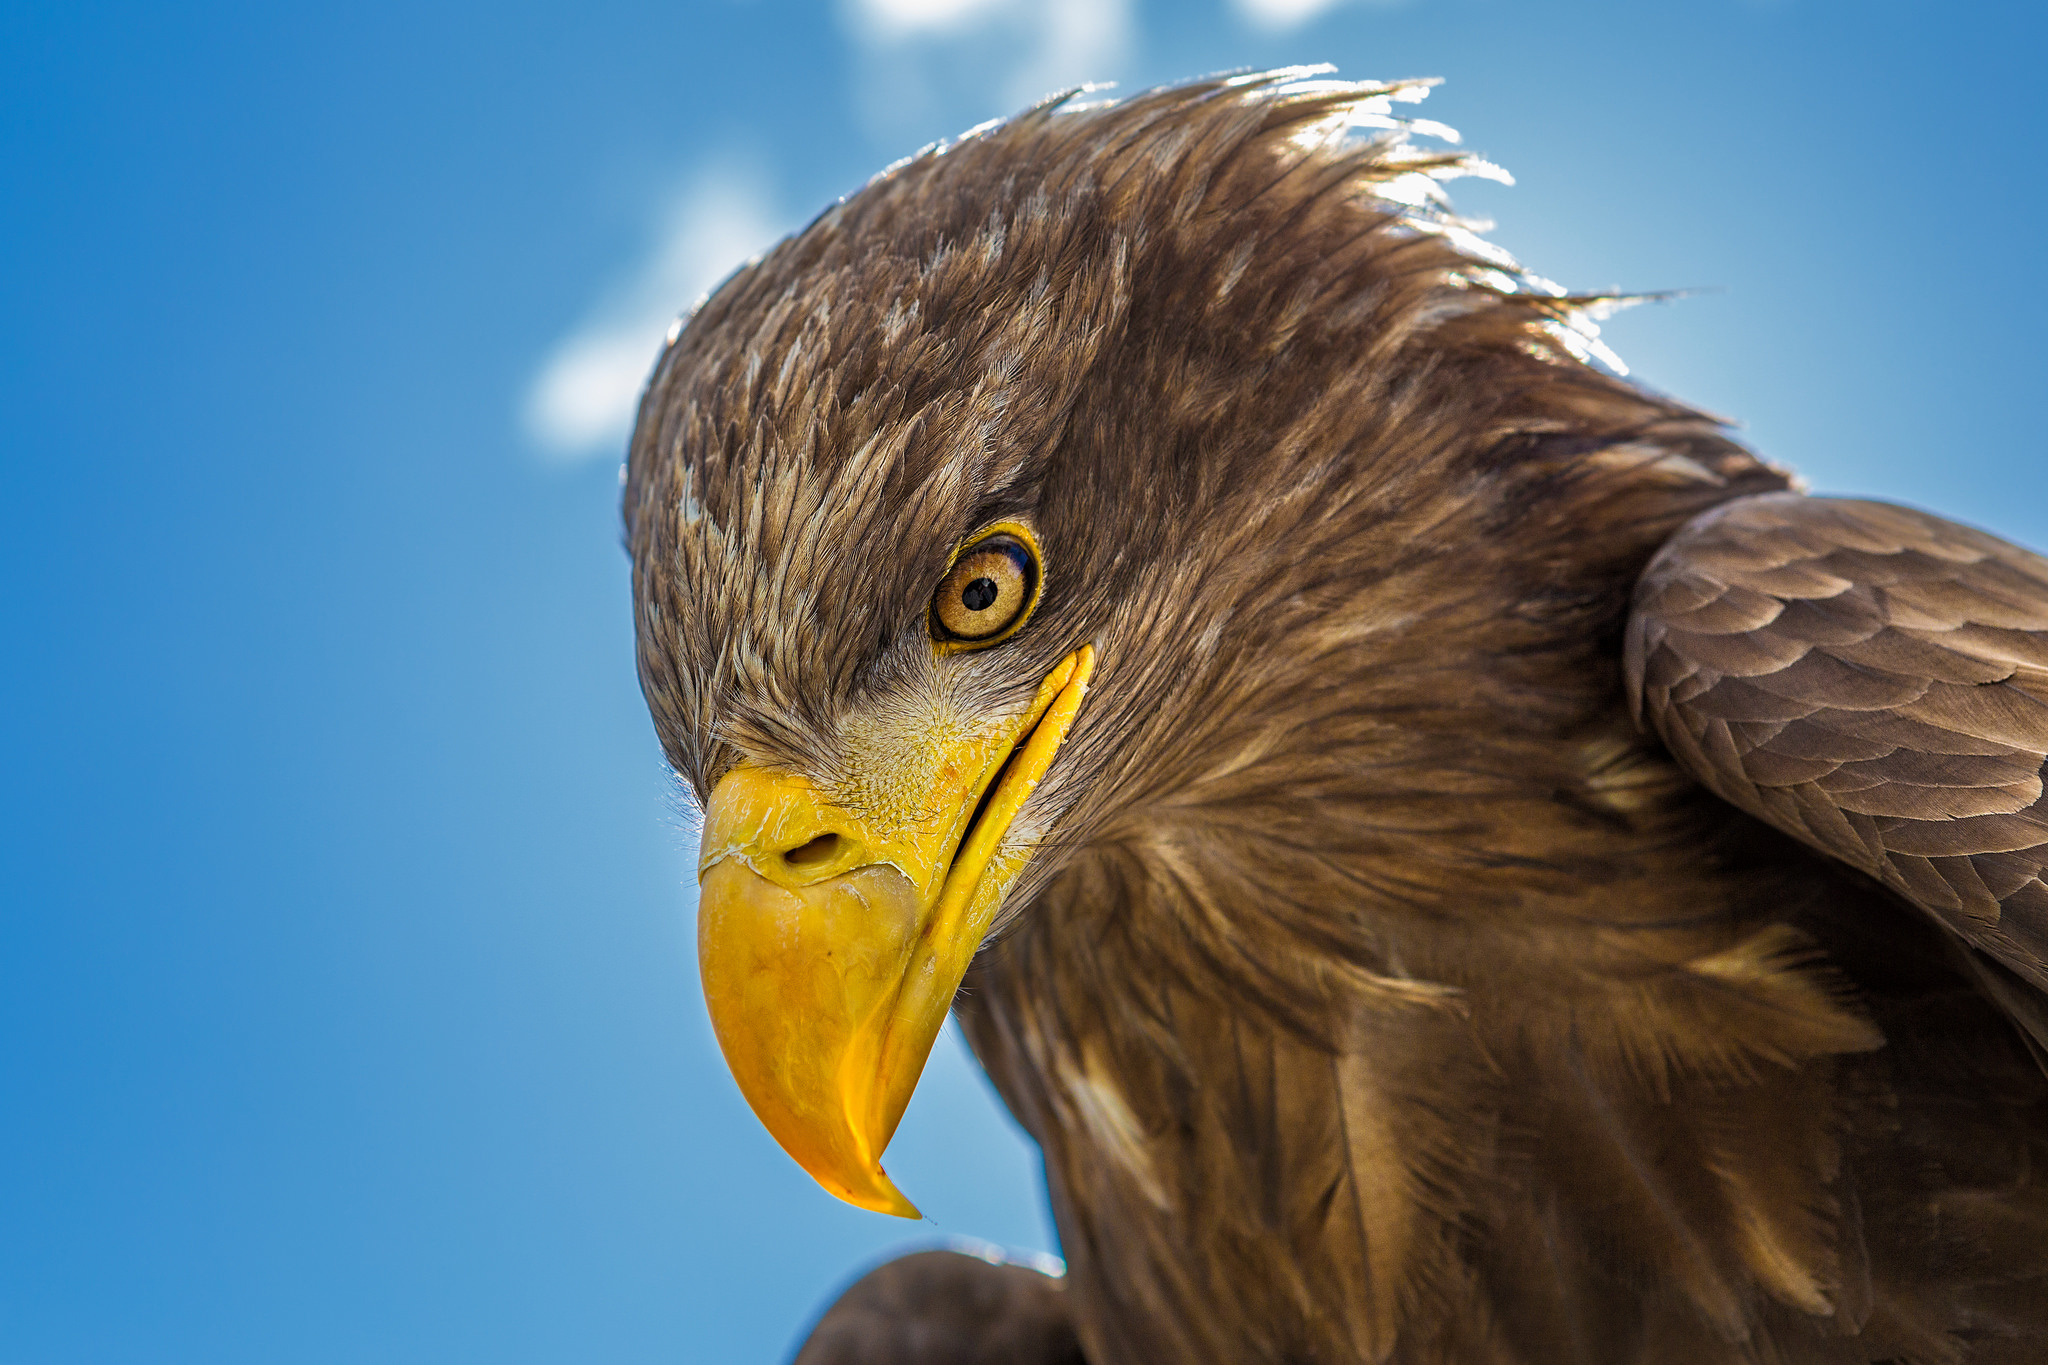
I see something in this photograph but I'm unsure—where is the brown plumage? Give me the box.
[626,70,2048,1363]
[794,1249,1086,1365]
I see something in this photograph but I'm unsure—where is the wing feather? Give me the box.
[1626,493,2048,1000]
[792,1250,1085,1365]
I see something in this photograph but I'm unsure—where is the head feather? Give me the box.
[625,69,1785,885]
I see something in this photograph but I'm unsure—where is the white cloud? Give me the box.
[839,0,1131,138]
[1229,0,1403,32]
[855,0,1011,39]
[524,168,786,461]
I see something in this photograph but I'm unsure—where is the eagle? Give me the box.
[623,70,2048,1363]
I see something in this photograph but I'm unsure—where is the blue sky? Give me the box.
[4,1,2045,1362]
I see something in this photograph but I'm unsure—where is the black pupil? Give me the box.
[961,577,999,612]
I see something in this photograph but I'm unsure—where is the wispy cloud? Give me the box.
[523,166,787,462]
[838,0,1131,138]
[1228,0,1404,32]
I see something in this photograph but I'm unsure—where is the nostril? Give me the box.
[783,833,842,869]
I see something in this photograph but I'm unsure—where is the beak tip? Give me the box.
[836,1168,922,1220]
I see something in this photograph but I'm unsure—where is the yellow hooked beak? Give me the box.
[695,645,1094,1217]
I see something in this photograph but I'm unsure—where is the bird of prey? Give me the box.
[624,69,2048,1363]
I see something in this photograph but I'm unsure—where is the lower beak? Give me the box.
[694,645,1094,1217]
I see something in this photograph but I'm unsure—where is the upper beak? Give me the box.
[694,645,1094,1217]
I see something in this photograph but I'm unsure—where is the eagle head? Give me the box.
[624,70,1778,1216]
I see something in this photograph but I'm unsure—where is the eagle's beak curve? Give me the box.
[694,645,1094,1217]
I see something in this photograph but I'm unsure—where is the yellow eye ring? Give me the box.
[930,521,1044,653]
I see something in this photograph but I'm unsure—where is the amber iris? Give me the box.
[933,534,1037,642]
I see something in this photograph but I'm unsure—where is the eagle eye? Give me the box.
[931,526,1041,650]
